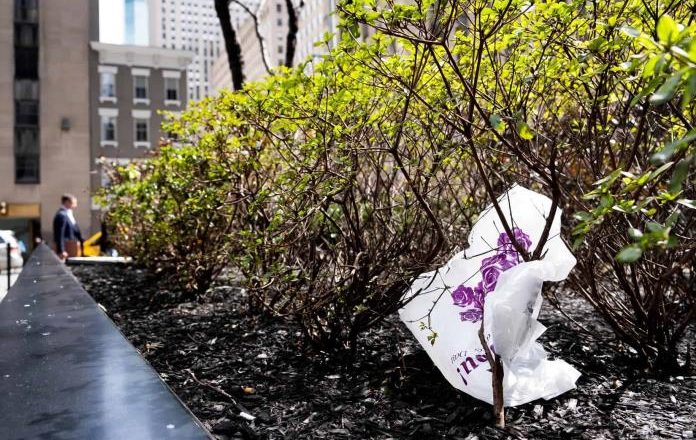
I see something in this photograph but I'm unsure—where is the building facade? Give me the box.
[125,0,150,45]
[0,0,95,251]
[294,0,339,64]
[89,42,193,229]
[148,0,222,101]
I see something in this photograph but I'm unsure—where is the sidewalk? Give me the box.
[0,270,20,303]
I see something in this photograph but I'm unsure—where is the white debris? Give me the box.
[399,185,580,406]
[239,411,256,421]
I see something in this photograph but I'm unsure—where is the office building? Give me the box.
[125,0,150,45]
[0,0,95,250]
[294,0,339,63]
[148,0,222,100]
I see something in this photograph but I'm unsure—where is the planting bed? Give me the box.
[72,265,695,440]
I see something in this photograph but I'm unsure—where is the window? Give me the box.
[276,3,282,12]
[14,0,39,184]
[15,154,39,183]
[133,75,148,100]
[277,18,282,26]
[14,0,38,23]
[14,126,39,183]
[14,79,38,100]
[278,45,284,54]
[100,72,116,100]
[15,47,38,78]
[15,100,38,125]
[14,126,38,152]
[101,116,117,142]
[15,24,38,47]
[99,108,118,146]
[165,77,179,102]
[133,114,150,148]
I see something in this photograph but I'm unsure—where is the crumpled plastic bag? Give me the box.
[399,185,581,406]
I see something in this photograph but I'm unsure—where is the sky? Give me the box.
[99,0,125,44]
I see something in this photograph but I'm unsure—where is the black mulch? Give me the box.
[71,265,696,440]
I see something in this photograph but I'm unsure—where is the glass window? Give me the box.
[15,24,38,47]
[101,116,117,142]
[14,79,38,100]
[276,3,282,12]
[14,0,38,23]
[15,154,39,183]
[133,75,148,99]
[14,126,38,153]
[14,126,40,181]
[15,100,38,125]
[100,72,116,98]
[15,47,38,78]
[165,77,179,101]
[134,118,149,142]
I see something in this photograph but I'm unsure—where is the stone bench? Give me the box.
[0,244,212,440]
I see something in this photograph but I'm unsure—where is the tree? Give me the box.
[214,0,245,90]
[284,0,303,67]
[215,0,305,88]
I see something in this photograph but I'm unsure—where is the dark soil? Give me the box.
[71,264,696,440]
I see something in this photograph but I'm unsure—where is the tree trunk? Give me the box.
[214,0,244,90]
[284,0,300,67]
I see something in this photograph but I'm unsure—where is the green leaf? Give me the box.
[621,26,641,38]
[651,130,696,164]
[489,114,505,132]
[649,72,683,105]
[666,211,680,227]
[669,157,692,193]
[516,121,534,140]
[628,227,643,239]
[677,199,696,209]
[616,245,643,263]
[571,235,585,250]
[427,330,438,345]
[657,15,678,45]
[573,211,593,221]
[646,222,663,233]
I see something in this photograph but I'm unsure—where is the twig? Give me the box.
[478,322,505,428]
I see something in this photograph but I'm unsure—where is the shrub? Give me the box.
[103,0,694,367]
[340,0,694,371]
[100,98,268,299]
[232,44,484,354]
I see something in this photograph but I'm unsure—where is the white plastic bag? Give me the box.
[399,185,580,406]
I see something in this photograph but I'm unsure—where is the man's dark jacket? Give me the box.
[52,208,83,253]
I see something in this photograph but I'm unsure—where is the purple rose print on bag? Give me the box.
[451,227,531,323]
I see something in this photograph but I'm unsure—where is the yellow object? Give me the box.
[82,232,102,257]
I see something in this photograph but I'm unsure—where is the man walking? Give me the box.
[53,194,84,261]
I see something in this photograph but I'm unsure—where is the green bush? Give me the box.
[233,43,484,354]
[340,0,694,371]
[100,97,268,299]
[103,0,694,368]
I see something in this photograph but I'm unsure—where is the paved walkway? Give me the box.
[0,270,20,304]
